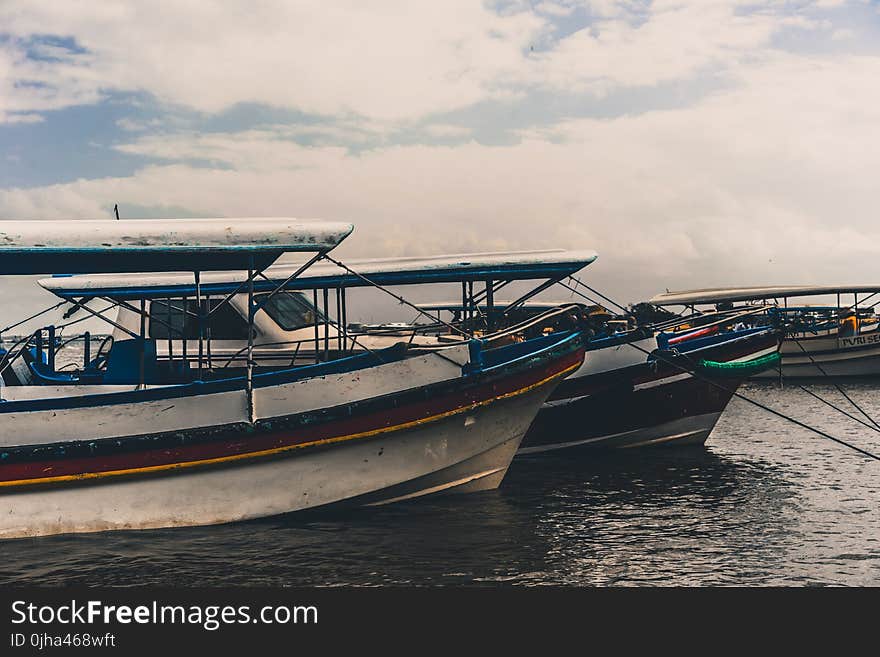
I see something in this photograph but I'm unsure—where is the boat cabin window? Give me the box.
[255,292,321,331]
[149,299,251,340]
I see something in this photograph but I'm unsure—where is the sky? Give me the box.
[2,0,880,328]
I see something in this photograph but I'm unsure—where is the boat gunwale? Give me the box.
[0,333,586,490]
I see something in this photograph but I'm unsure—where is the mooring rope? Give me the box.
[0,300,66,335]
[790,337,880,431]
[622,339,880,461]
[797,386,880,434]
[320,254,474,339]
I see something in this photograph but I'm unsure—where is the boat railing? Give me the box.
[477,303,586,347]
[0,300,589,386]
[649,304,776,333]
[211,305,586,369]
[0,326,113,383]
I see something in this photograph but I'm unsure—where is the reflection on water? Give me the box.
[2,381,880,586]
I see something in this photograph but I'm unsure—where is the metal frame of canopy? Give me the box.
[648,285,880,338]
[38,249,598,298]
[30,250,600,378]
[0,218,354,422]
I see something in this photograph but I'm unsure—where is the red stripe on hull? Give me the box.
[0,348,584,485]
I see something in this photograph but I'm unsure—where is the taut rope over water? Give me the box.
[624,340,880,462]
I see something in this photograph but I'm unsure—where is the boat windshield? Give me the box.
[256,292,323,331]
[149,299,251,340]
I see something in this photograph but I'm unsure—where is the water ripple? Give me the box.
[2,381,879,585]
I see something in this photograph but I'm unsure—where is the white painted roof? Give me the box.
[0,218,353,274]
[649,285,880,306]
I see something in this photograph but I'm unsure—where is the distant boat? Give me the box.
[650,285,880,378]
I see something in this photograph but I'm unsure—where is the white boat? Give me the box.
[0,220,587,539]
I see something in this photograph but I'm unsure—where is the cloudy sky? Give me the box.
[2,0,880,323]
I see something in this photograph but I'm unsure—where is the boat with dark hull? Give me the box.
[519,327,781,453]
[0,221,586,539]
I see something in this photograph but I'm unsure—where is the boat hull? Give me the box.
[519,373,741,453]
[519,329,778,454]
[2,384,550,539]
[752,332,880,378]
[0,336,584,539]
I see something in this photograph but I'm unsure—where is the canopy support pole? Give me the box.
[195,271,204,380]
[313,289,320,363]
[251,251,325,315]
[139,298,146,390]
[65,297,140,340]
[336,287,342,354]
[181,296,188,368]
[323,287,330,361]
[486,280,495,331]
[206,296,213,370]
[166,298,173,372]
[246,256,255,424]
[855,293,859,334]
[461,282,467,329]
[502,277,560,315]
[341,287,348,354]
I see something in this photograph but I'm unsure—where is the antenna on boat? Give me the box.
[114,204,120,220]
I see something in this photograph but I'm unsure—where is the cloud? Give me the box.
[0,1,545,121]
[115,117,163,132]
[3,48,880,303]
[525,1,820,93]
[2,1,879,314]
[0,111,43,124]
[421,123,473,138]
[0,0,852,125]
[0,37,104,122]
[831,27,856,40]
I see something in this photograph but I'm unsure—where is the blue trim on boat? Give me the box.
[0,250,287,275]
[480,331,579,371]
[653,327,777,358]
[48,263,593,300]
[0,344,409,413]
[0,331,582,414]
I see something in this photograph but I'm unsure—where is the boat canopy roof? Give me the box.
[38,249,598,300]
[0,218,353,274]
[649,285,880,307]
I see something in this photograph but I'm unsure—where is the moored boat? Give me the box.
[649,285,880,379]
[519,325,781,453]
[0,221,587,539]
